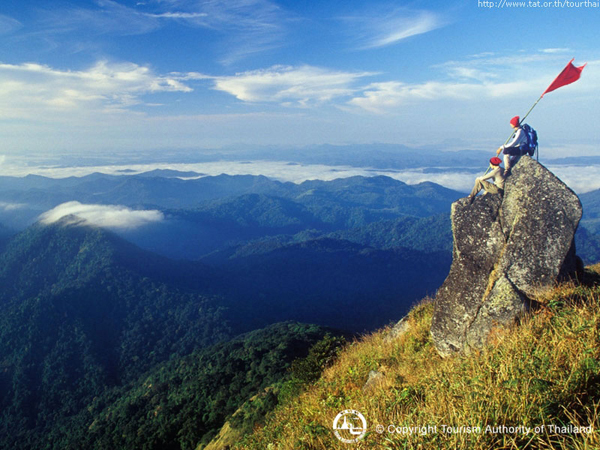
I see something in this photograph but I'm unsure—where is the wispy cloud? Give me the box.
[348,51,596,114]
[36,0,288,63]
[341,7,446,50]
[469,52,496,59]
[39,0,209,36]
[145,11,208,20]
[39,0,161,36]
[212,65,376,105]
[39,201,164,229]
[197,0,289,64]
[0,14,22,35]
[436,52,566,71]
[0,60,198,119]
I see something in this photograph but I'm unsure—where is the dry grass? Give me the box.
[235,270,600,450]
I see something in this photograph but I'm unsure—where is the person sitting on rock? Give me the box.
[496,115,527,173]
[467,157,505,204]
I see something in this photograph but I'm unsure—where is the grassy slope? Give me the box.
[236,266,600,449]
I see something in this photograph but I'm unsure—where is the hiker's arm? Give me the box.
[501,128,524,151]
[477,167,498,182]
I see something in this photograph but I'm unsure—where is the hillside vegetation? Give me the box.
[0,317,340,449]
[42,323,341,450]
[237,266,600,449]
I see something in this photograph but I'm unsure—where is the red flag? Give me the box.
[541,58,586,97]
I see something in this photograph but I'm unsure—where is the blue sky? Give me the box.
[0,0,598,157]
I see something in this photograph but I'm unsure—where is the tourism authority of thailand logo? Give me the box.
[333,410,367,443]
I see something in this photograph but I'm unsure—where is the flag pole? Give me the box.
[519,94,543,124]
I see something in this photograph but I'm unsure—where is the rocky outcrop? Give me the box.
[362,369,386,392]
[383,316,411,343]
[431,156,582,357]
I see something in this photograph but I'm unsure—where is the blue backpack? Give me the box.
[520,124,538,159]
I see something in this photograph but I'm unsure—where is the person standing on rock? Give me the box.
[467,157,505,204]
[496,116,527,173]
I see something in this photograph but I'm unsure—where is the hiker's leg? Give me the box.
[503,146,519,171]
[469,179,484,198]
[481,181,499,195]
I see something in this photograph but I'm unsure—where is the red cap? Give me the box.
[490,157,502,166]
[510,116,520,127]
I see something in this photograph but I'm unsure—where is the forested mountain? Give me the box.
[327,213,452,253]
[0,223,231,442]
[212,237,451,332]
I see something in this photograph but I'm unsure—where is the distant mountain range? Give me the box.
[1,170,599,260]
[0,172,460,255]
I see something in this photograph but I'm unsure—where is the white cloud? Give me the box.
[341,8,445,50]
[541,48,571,54]
[145,12,208,19]
[348,52,598,114]
[39,201,164,229]
[469,52,496,58]
[0,60,198,119]
[2,61,377,118]
[0,202,26,211]
[212,65,376,105]
[443,66,498,83]
[394,165,600,194]
[348,79,532,113]
[547,165,600,194]
[365,11,444,48]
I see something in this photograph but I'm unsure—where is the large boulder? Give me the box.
[431,156,582,357]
